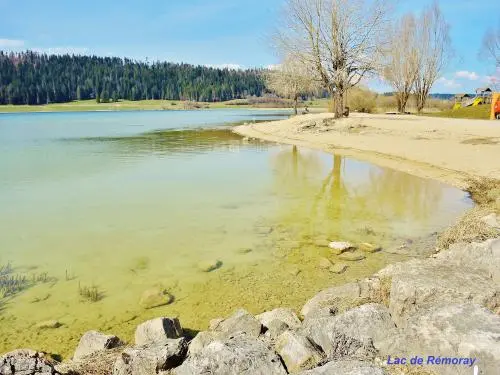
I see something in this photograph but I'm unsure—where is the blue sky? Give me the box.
[0,0,498,93]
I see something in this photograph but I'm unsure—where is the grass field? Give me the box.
[423,104,491,120]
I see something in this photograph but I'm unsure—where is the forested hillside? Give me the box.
[0,51,266,105]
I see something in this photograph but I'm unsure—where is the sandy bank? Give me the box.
[234,113,500,189]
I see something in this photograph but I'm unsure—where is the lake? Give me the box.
[0,109,472,357]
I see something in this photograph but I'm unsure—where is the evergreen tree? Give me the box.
[0,51,266,105]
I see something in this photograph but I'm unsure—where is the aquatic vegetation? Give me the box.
[78,283,102,302]
[1,263,57,299]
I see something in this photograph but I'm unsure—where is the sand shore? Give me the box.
[234,112,500,189]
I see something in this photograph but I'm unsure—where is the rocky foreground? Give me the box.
[1,237,499,375]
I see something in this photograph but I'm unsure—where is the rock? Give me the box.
[481,213,500,228]
[256,308,301,330]
[358,243,381,253]
[435,238,500,283]
[318,257,333,269]
[139,288,174,309]
[378,258,500,327]
[173,334,287,375]
[209,318,224,331]
[297,360,387,375]
[328,241,355,254]
[255,226,273,235]
[329,263,348,274]
[237,248,252,254]
[73,331,122,360]
[288,266,301,276]
[188,331,217,355]
[36,320,62,329]
[113,338,188,375]
[135,317,183,346]
[0,349,59,375]
[301,279,382,318]
[275,331,324,373]
[377,303,500,375]
[314,239,330,247]
[55,349,121,375]
[302,304,394,360]
[338,251,366,261]
[197,260,222,272]
[265,320,289,340]
[212,309,262,338]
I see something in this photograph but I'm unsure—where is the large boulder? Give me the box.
[274,331,324,373]
[378,303,500,375]
[0,349,59,375]
[302,304,394,360]
[173,334,287,375]
[378,259,500,327]
[435,238,500,283]
[188,331,217,355]
[211,309,262,338]
[297,360,387,375]
[135,317,183,346]
[139,287,174,309]
[256,308,301,330]
[73,331,122,360]
[301,279,381,318]
[113,338,188,375]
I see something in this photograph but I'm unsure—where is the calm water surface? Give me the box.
[0,110,472,356]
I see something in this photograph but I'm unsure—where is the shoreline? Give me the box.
[233,112,500,190]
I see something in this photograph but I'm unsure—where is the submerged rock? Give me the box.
[36,320,62,329]
[197,260,222,272]
[313,239,330,247]
[73,331,122,361]
[139,288,174,309]
[329,263,348,274]
[275,331,324,373]
[338,251,366,261]
[318,257,333,269]
[328,241,355,255]
[113,338,188,375]
[0,349,59,375]
[358,243,381,253]
[135,317,183,346]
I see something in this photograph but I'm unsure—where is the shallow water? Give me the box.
[0,110,472,357]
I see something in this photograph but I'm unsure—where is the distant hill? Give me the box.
[0,51,266,105]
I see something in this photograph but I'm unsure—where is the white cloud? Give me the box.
[437,77,462,88]
[0,38,24,48]
[455,70,479,80]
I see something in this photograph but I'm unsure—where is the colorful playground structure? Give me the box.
[453,87,500,119]
[453,87,493,110]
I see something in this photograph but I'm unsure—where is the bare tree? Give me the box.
[481,24,500,68]
[414,1,452,113]
[382,14,420,113]
[265,55,318,115]
[275,0,390,118]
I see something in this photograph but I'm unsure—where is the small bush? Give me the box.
[347,88,377,113]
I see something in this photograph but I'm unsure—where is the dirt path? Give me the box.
[235,113,500,189]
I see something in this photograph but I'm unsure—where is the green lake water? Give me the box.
[0,110,472,357]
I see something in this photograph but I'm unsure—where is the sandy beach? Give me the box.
[234,113,500,189]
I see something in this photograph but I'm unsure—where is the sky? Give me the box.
[0,0,498,93]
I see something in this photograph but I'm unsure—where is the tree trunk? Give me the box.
[293,95,298,115]
[333,90,344,118]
